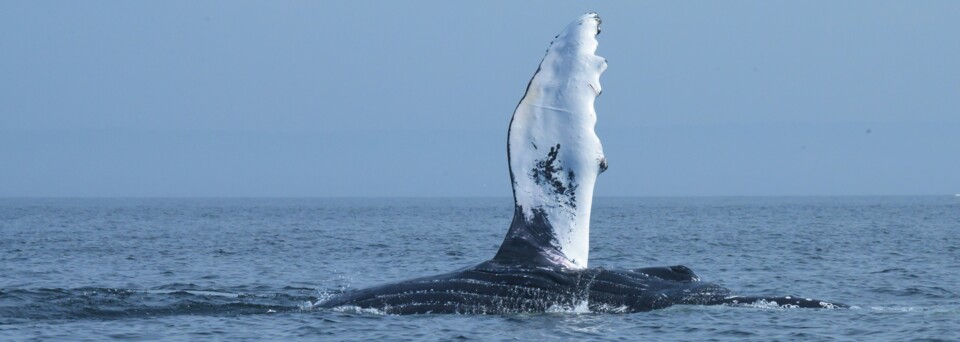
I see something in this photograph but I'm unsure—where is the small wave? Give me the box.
[871,286,957,299]
[0,286,319,322]
[142,289,241,298]
[870,268,909,274]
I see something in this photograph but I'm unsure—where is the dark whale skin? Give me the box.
[318,261,845,314]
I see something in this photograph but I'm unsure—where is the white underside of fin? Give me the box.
[507,13,607,269]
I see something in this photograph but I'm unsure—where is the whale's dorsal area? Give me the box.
[494,13,608,270]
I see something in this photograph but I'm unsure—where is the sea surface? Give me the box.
[1,197,958,341]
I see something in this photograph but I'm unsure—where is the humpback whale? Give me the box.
[318,13,844,314]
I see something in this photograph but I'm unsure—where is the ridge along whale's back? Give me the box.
[494,13,608,270]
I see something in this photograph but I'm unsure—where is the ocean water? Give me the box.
[1,196,957,341]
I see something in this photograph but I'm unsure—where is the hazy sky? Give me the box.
[1,1,958,197]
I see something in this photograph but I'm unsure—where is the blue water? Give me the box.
[1,197,958,340]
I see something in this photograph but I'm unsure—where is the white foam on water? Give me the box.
[546,300,592,314]
[330,305,389,316]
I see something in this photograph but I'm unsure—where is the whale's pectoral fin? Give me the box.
[495,13,605,270]
[493,206,567,267]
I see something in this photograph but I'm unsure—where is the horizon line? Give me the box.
[1,194,956,200]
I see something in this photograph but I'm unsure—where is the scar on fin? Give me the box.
[589,83,600,96]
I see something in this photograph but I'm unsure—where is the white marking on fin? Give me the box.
[500,13,606,270]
